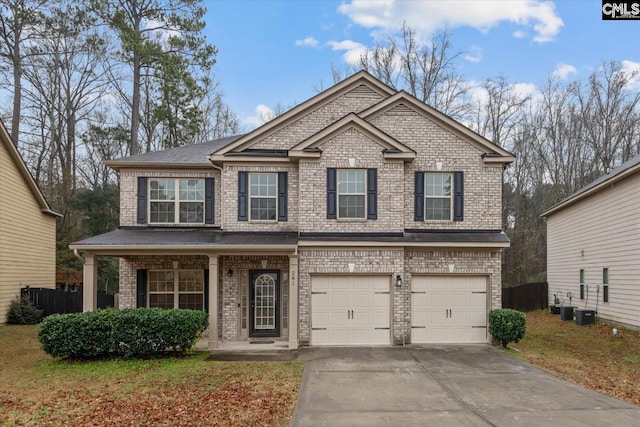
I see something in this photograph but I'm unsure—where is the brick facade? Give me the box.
[96,73,511,348]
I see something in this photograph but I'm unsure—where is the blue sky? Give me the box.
[203,0,640,130]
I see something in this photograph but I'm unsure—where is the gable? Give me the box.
[210,71,396,160]
[289,113,415,161]
[0,121,59,217]
[362,92,515,165]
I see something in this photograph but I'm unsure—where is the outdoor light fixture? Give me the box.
[396,275,402,287]
[227,269,233,277]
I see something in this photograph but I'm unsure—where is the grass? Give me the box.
[508,310,640,405]
[0,325,303,426]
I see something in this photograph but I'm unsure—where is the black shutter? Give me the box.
[204,269,209,313]
[414,172,424,221]
[136,269,147,308]
[205,178,215,224]
[453,171,464,221]
[367,168,377,220]
[278,172,288,221]
[137,177,147,224]
[238,171,248,221]
[327,168,337,219]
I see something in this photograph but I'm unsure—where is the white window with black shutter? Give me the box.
[238,171,288,222]
[327,168,377,220]
[415,171,463,222]
[136,177,215,225]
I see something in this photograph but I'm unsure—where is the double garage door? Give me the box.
[311,275,488,346]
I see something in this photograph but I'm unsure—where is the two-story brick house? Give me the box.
[71,71,513,351]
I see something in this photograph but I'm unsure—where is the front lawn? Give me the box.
[509,310,640,405]
[0,325,303,426]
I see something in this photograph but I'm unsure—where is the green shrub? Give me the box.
[489,308,526,348]
[38,308,209,359]
[7,296,44,324]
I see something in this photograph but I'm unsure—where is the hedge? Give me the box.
[7,295,44,325]
[488,308,526,349]
[38,308,209,359]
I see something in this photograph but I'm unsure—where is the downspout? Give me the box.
[208,158,224,228]
[73,248,85,263]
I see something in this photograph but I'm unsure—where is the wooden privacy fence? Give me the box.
[21,287,115,317]
[502,282,548,312]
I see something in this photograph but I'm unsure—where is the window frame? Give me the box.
[148,178,205,225]
[603,268,609,303]
[336,169,367,220]
[424,172,453,221]
[147,269,205,310]
[579,269,585,300]
[248,172,278,221]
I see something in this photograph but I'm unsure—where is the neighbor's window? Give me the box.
[603,268,609,303]
[148,270,204,310]
[250,173,277,220]
[425,173,452,220]
[338,169,366,219]
[149,179,204,224]
[579,269,585,300]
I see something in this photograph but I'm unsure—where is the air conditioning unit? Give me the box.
[575,309,595,326]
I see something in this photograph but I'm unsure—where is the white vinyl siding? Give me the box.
[547,172,640,328]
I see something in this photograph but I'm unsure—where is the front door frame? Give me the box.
[249,270,280,338]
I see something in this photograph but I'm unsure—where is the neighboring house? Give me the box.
[543,156,640,329]
[0,120,60,323]
[70,71,514,350]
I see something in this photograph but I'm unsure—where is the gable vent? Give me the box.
[346,84,378,98]
[388,103,413,114]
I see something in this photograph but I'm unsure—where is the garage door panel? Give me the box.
[411,276,487,344]
[311,276,390,346]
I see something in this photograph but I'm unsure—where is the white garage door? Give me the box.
[311,276,390,345]
[411,276,487,343]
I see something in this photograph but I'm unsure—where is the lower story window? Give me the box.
[148,270,204,310]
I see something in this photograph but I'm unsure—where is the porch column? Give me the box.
[208,255,219,351]
[288,254,299,349]
[82,253,97,312]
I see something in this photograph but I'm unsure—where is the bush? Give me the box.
[7,296,44,324]
[38,308,209,359]
[489,308,526,348]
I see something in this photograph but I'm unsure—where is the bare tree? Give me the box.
[0,0,47,143]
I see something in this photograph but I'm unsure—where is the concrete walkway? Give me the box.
[290,345,640,426]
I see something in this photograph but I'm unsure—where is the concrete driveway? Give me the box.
[290,345,640,426]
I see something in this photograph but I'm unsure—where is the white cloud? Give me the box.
[620,60,640,91]
[242,104,276,128]
[551,63,577,80]
[327,40,368,64]
[464,46,483,63]
[338,0,563,43]
[513,30,527,38]
[510,82,537,99]
[295,36,319,47]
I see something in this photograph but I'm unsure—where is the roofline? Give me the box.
[361,91,515,164]
[69,243,299,252]
[542,161,640,217]
[105,161,213,170]
[297,240,510,248]
[211,70,397,156]
[0,119,61,217]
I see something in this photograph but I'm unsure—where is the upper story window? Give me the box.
[327,168,377,220]
[250,173,277,221]
[414,171,463,222]
[137,177,214,225]
[238,171,288,222]
[149,178,204,224]
[338,169,366,219]
[425,173,452,220]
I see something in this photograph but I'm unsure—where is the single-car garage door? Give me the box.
[411,276,487,343]
[311,276,390,345]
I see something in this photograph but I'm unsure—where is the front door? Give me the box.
[249,271,279,338]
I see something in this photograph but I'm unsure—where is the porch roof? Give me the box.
[70,229,509,252]
[69,229,299,252]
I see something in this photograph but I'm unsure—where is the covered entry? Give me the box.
[311,275,391,345]
[411,275,487,343]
